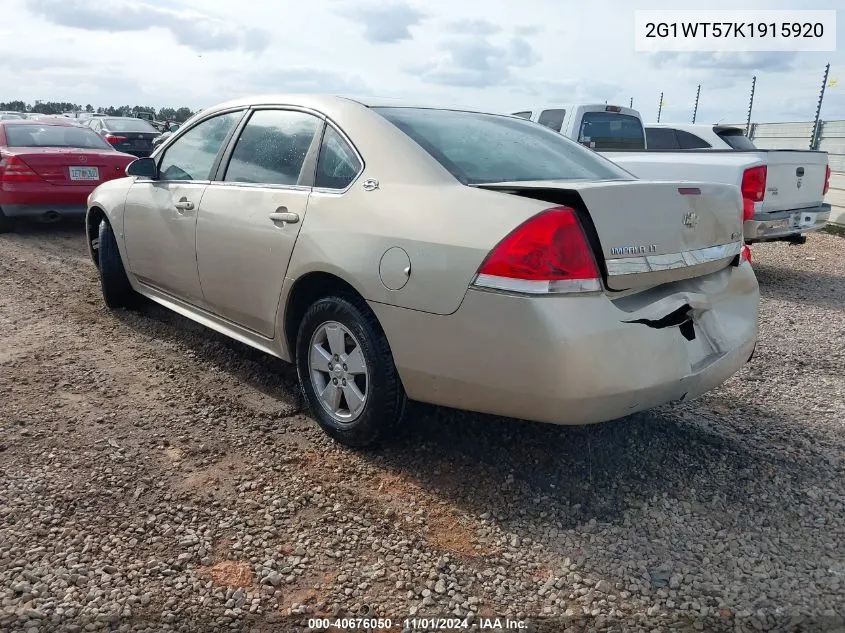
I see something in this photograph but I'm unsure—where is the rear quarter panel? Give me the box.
[285,182,549,315]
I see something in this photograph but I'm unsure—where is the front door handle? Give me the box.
[269,211,300,224]
[174,199,194,211]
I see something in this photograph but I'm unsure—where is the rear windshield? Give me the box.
[715,127,757,150]
[5,124,112,149]
[373,107,631,185]
[1,113,26,120]
[577,112,645,150]
[105,118,157,133]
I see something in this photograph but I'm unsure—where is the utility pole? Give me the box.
[657,92,663,123]
[810,63,830,150]
[745,76,756,136]
[692,84,701,123]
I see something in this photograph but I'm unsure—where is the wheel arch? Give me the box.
[281,270,379,362]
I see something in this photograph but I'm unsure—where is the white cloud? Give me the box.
[0,0,841,124]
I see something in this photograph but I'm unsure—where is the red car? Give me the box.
[0,119,136,232]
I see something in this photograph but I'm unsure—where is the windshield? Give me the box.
[577,112,645,150]
[715,127,758,150]
[5,124,113,149]
[104,118,157,133]
[373,107,631,185]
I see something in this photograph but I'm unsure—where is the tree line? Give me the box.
[0,100,196,122]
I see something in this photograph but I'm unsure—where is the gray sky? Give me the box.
[1,0,842,123]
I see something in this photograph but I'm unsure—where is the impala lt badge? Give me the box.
[610,244,657,256]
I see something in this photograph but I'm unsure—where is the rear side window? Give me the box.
[675,130,711,149]
[104,118,158,133]
[224,109,320,186]
[537,109,566,132]
[715,127,757,150]
[645,127,678,149]
[4,124,112,149]
[578,112,645,150]
[511,111,532,119]
[374,107,631,185]
[315,125,362,190]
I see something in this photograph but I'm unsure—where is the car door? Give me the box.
[122,109,244,305]
[195,108,329,337]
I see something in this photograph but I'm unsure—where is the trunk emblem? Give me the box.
[610,244,657,255]
[77,156,87,163]
[796,178,802,189]
[683,211,698,228]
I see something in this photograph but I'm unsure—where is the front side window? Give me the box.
[374,107,631,185]
[537,109,566,132]
[578,112,646,150]
[159,111,242,181]
[224,109,320,186]
[315,125,362,189]
[4,124,112,149]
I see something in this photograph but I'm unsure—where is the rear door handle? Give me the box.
[174,200,194,211]
[269,211,300,224]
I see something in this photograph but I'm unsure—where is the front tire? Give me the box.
[296,295,406,448]
[97,220,136,309]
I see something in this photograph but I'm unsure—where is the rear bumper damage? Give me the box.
[744,203,831,242]
[371,263,759,425]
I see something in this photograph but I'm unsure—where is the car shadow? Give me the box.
[754,262,845,310]
[2,217,87,238]
[110,299,302,413]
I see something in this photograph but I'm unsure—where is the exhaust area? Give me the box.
[40,210,61,224]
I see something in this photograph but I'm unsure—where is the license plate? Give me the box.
[69,166,99,181]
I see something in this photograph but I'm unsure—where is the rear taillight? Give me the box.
[741,165,767,222]
[474,206,601,294]
[104,134,127,144]
[0,154,41,182]
[823,165,831,195]
[740,244,752,264]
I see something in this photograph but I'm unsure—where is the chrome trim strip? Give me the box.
[606,242,742,276]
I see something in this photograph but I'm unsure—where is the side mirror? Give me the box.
[126,157,158,179]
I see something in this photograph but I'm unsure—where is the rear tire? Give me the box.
[295,295,406,448]
[0,209,13,234]
[98,220,136,309]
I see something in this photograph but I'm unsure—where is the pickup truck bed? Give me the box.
[602,149,831,243]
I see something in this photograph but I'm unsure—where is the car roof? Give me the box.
[202,94,499,118]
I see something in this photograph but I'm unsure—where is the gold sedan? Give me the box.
[85,95,759,447]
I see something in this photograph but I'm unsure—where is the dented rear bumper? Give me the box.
[370,263,759,425]
[744,203,831,242]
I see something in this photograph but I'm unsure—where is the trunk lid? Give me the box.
[477,179,743,292]
[759,150,827,213]
[6,147,134,185]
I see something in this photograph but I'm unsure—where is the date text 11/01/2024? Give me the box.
[307,617,528,630]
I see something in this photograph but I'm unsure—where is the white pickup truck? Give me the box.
[512,105,832,244]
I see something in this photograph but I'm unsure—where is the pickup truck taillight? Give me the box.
[741,165,767,221]
[823,165,831,195]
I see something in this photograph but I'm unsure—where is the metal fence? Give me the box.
[727,120,845,227]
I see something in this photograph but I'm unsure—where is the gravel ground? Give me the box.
[0,223,843,633]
